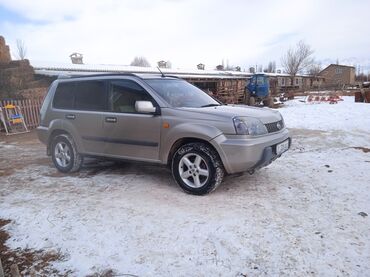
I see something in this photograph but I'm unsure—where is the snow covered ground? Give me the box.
[0,96,369,276]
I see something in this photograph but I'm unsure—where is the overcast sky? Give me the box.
[0,0,369,71]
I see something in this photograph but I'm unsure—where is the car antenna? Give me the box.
[157,66,165,78]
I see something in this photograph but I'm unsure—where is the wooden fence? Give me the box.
[0,98,43,130]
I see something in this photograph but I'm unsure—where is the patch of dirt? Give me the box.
[0,131,51,177]
[352,147,370,153]
[0,130,38,144]
[0,219,69,276]
[0,168,14,177]
[0,156,50,177]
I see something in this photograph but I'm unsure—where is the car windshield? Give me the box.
[145,79,221,108]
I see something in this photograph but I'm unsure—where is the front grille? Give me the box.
[264,120,284,133]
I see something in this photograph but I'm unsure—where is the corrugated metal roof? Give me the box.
[32,61,319,79]
[32,61,250,78]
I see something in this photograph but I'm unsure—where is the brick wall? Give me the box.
[319,64,356,87]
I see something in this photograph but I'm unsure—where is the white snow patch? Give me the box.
[279,96,370,147]
[280,96,370,132]
[0,141,16,149]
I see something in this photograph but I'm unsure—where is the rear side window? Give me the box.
[74,81,107,111]
[53,80,107,111]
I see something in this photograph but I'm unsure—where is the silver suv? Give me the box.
[37,74,291,195]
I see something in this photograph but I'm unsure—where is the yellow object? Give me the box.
[12,118,23,124]
[1,103,29,135]
[5,104,16,109]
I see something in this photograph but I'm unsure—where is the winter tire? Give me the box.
[51,134,83,173]
[172,142,224,195]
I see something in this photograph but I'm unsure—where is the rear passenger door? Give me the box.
[53,80,108,155]
[102,79,161,161]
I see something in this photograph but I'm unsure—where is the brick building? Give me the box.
[319,64,355,88]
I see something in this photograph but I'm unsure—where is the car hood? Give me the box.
[174,104,282,124]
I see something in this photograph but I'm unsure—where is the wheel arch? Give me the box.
[47,129,71,156]
[167,137,224,169]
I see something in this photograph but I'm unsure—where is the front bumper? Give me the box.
[210,129,291,174]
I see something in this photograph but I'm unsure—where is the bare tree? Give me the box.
[308,63,322,77]
[165,60,172,69]
[266,61,276,73]
[16,39,27,60]
[281,40,314,83]
[130,56,151,67]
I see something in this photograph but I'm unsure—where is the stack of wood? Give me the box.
[214,79,246,104]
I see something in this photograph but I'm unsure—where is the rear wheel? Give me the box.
[51,134,83,173]
[172,142,224,195]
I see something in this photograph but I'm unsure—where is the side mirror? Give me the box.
[135,101,157,114]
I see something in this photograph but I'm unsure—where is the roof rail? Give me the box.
[58,72,141,79]
[159,75,180,79]
[57,74,72,79]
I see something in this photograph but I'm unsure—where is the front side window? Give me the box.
[146,79,220,108]
[109,80,153,113]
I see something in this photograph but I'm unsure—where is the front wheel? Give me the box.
[51,134,83,173]
[172,143,224,195]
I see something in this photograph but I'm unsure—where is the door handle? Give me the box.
[65,114,76,120]
[105,117,117,123]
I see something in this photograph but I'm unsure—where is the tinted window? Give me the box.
[109,80,152,113]
[74,81,107,111]
[53,82,75,109]
[53,80,107,111]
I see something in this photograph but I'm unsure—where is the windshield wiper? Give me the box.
[200,103,221,108]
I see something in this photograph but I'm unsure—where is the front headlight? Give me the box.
[233,117,268,136]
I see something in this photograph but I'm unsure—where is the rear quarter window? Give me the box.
[53,82,75,109]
